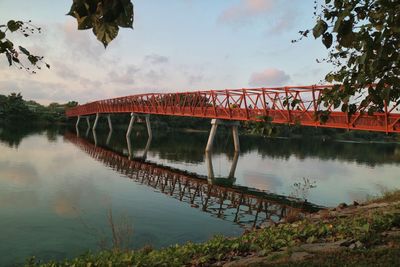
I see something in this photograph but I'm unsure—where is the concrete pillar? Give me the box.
[106,129,112,146]
[85,125,90,137]
[205,119,240,152]
[145,114,152,139]
[228,152,239,179]
[76,116,81,137]
[232,125,240,152]
[142,135,152,160]
[126,113,135,138]
[205,151,215,180]
[93,129,98,147]
[76,115,81,129]
[126,135,132,159]
[93,113,99,131]
[107,114,113,132]
[205,119,219,152]
[86,116,90,129]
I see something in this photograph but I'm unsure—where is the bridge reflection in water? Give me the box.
[64,132,322,228]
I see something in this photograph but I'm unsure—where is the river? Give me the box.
[0,125,399,265]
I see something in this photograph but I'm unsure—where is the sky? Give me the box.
[0,0,332,105]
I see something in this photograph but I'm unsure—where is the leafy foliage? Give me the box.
[297,0,400,115]
[0,93,76,124]
[0,21,49,73]
[244,115,278,137]
[67,0,134,47]
[0,93,36,122]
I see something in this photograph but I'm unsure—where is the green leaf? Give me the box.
[0,30,5,40]
[341,103,348,112]
[28,55,38,65]
[115,0,134,28]
[5,52,12,66]
[4,40,13,49]
[12,56,20,63]
[368,107,376,116]
[7,20,21,32]
[322,33,333,48]
[348,104,357,115]
[338,32,355,47]
[19,46,30,56]
[76,15,94,30]
[313,19,328,38]
[67,0,134,47]
[93,21,119,48]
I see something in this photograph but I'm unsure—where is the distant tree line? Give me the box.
[0,92,77,124]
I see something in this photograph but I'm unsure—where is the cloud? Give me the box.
[108,64,139,85]
[219,1,299,35]
[59,20,107,61]
[0,191,38,208]
[187,74,204,85]
[267,10,297,34]
[53,192,79,218]
[0,161,39,185]
[144,54,169,64]
[249,68,290,86]
[54,61,80,81]
[0,79,67,102]
[218,0,274,25]
[145,69,167,85]
[243,170,283,192]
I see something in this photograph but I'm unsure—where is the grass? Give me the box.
[274,237,400,267]
[25,197,400,267]
[366,189,400,204]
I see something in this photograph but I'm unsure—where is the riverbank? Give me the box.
[27,191,400,266]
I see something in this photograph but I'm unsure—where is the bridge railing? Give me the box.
[66,86,400,133]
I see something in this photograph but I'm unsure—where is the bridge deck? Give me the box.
[66,86,400,133]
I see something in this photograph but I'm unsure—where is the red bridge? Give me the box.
[67,85,400,133]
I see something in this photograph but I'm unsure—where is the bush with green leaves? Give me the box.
[297,0,400,115]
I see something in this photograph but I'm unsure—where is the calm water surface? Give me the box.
[0,126,399,265]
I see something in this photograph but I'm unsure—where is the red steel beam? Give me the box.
[66,85,400,133]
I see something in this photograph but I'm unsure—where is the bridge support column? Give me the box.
[206,150,238,184]
[93,128,98,147]
[205,119,240,152]
[232,125,240,152]
[93,113,99,131]
[145,114,152,139]
[86,116,90,129]
[206,151,215,180]
[107,114,113,132]
[205,119,219,152]
[126,135,132,159]
[76,116,81,136]
[125,113,152,160]
[76,115,81,129]
[106,129,112,146]
[228,152,239,179]
[126,113,135,138]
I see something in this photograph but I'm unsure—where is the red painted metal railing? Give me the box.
[66,85,400,133]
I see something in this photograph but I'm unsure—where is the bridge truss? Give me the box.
[66,85,400,133]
